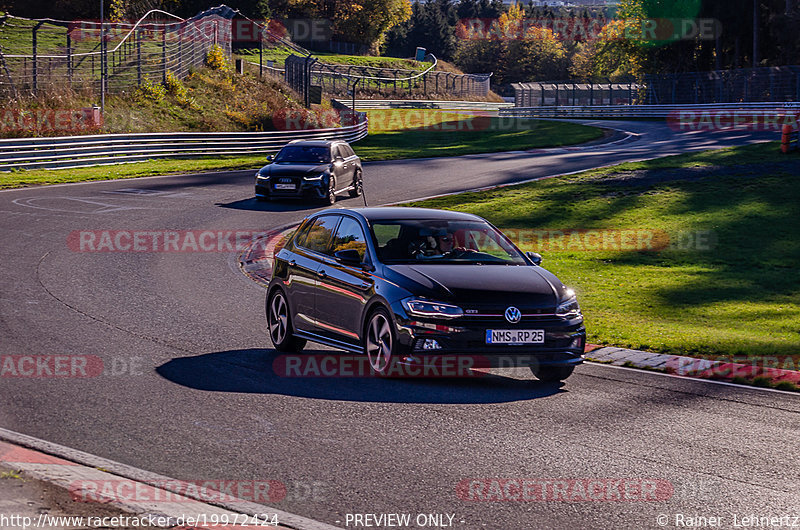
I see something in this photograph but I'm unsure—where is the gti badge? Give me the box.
[504,306,521,323]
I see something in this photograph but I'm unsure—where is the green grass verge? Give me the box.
[1,118,602,188]
[355,115,603,161]
[407,142,800,359]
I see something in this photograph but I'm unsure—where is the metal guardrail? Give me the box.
[0,117,368,171]
[337,99,514,111]
[500,102,800,119]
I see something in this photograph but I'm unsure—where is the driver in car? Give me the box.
[434,231,475,257]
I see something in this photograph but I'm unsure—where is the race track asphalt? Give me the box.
[1,120,797,529]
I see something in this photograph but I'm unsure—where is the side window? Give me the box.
[331,217,368,262]
[291,220,313,248]
[372,223,401,246]
[301,215,340,254]
[342,144,355,158]
[332,145,343,159]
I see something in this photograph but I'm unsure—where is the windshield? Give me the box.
[371,219,526,265]
[274,145,330,164]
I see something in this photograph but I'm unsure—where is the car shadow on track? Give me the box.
[216,198,323,212]
[155,348,566,404]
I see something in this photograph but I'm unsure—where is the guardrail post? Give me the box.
[589,82,593,105]
[539,83,544,106]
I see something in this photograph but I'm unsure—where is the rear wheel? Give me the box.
[364,308,396,375]
[531,365,574,382]
[348,170,363,198]
[267,290,306,352]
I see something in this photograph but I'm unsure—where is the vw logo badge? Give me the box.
[504,306,521,323]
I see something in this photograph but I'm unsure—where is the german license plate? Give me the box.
[486,329,545,344]
[274,183,296,190]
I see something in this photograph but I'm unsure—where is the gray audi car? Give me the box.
[255,139,363,205]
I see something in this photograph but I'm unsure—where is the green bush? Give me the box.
[205,44,231,71]
[135,79,166,102]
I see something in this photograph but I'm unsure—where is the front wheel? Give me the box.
[531,365,574,382]
[267,290,306,352]
[323,176,337,205]
[348,170,363,198]
[364,308,396,375]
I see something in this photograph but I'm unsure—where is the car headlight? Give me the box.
[556,295,581,318]
[402,298,463,319]
[304,173,325,181]
[256,172,269,180]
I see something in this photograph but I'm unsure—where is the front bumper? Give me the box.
[255,177,327,200]
[392,311,586,369]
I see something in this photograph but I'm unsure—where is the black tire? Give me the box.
[531,365,575,382]
[267,290,306,352]
[364,307,396,375]
[324,176,337,205]
[348,170,363,198]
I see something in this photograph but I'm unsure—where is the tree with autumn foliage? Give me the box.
[453,2,569,84]
[281,0,411,51]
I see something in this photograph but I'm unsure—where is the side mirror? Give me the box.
[266,154,275,162]
[526,251,543,266]
[334,249,362,266]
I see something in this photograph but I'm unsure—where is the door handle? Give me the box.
[318,269,327,278]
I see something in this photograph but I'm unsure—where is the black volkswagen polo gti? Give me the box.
[267,207,586,381]
[254,139,363,205]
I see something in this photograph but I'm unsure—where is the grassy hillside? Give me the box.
[0,66,315,137]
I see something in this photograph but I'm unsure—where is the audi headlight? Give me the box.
[556,294,581,318]
[256,171,269,180]
[304,173,325,181]
[402,298,463,319]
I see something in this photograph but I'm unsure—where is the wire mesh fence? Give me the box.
[0,5,493,104]
[512,66,800,107]
[642,66,800,104]
[0,6,233,95]
[246,53,492,100]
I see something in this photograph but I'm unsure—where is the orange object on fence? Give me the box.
[781,123,799,153]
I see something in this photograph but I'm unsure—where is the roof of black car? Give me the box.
[333,207,483,221]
